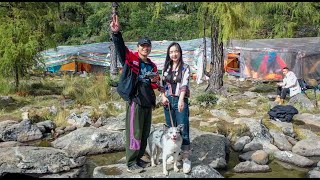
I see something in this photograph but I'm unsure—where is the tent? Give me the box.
[225,37,320,86]
[41,42,111,74]
[41,38,212,75]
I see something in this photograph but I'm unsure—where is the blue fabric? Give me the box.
[163,96,190,150]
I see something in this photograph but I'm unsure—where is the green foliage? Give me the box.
[196,93,218,105]
[0,2,60,89]
[0,76,15,95]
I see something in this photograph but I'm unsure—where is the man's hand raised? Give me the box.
[110,14,120,33]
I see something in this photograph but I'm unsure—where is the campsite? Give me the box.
[0,2,320,178]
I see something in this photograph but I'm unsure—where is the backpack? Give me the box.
[116,63,138,102]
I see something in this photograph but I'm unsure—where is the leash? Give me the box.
[167,102,175,127]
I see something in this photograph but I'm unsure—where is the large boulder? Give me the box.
[0,146,85,176]
[51,127,125,157]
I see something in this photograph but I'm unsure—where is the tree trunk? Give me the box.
[14,62,19,91]
[109,43,119,77]
[205,17,224,93]
[109,2,119,79]
[80,2,86,24]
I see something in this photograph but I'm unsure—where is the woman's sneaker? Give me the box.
[182,159,191,174]
[127,163,144,173]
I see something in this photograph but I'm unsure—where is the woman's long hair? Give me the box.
[163,42,184,83]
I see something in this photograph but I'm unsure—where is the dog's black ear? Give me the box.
[177,124,184,133]
[163,124,169,131]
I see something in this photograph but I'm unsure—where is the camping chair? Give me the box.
[298,79,319,107]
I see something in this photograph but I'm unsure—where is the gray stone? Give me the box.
[269,129,292,151]
[0,146,86,176]
[232,136,251,152]
[273,150,315,167]
[292,137,320,156]
[233,161,270,173]
[51,127,125,158]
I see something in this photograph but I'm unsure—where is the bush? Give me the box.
[196,93,218,106]
[0,77,14,95]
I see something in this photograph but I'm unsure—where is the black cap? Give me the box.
[137,37,152,46]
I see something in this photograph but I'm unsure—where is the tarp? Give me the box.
[225,37,320,85]
[41,38,212,74]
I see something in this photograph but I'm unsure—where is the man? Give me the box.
[110,14,160,173]
[275,67,301,105]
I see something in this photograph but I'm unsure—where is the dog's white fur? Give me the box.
[146,124,184,176]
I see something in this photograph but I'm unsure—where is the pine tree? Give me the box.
[0,2,59,90]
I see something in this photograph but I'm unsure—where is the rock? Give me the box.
[295,113,320,122]
[286,135,298,146]
[64,125,77,132]
[243,91,258,98]
[67,112,91,128]
[0,120,19,141]
[93,164,224,178]
[0,96,14,104]
[2,119,43,142]
[21,112,29,120]
[49,105,58,115]
[210,110,233,122]
[233,161,270,173]
[232,136,251,152]
[97,113,126,131]
[0,141,23,148]
[292,137,320,156]
[251,150,268,165]
[0,146,86,176]
[51,127,125,158]
[36,120,56,133]
[239,151,255,161]
[308,168,320,178]
[269,120,295,137]
[269,129,292,151]
[289,93,315,109]
[297,129,319,139]
[237,109,256,116]
[243,141,263,152]
[273,150,315,167]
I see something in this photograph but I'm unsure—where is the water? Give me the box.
[85,151,126,178]
[220,149,309,178]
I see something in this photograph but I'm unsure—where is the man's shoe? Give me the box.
[137,159,151,168]
[279,99,284,105]
[274,96,281,103]
[127,163,144,173]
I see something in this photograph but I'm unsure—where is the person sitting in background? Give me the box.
[275,67,301,105]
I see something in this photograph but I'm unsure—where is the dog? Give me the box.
[146,124,184,176]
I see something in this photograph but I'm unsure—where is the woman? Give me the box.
[159,42,191,174]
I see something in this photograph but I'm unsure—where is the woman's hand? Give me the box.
[110,14,120,33]
[178,98,184,112]
[161,94,169,106]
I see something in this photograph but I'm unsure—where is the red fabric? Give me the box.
[124,50,159,89]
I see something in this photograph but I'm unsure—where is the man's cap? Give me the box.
[137,37,152,46]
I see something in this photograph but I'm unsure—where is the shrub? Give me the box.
[196,93,218,106]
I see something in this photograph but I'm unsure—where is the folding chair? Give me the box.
[298,79,318,107]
